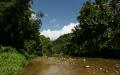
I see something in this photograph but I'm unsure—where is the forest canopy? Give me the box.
[63,0,120,58]
[0,0,42,50]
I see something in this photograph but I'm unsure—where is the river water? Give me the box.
[21,57,120,75]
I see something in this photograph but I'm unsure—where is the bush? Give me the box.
[23,40,42,57]
[0,46,27,75]
[0,46,18,53]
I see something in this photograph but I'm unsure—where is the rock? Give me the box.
[115,70,119,74]
[99,68,103,70]
[115,64,120,68]
[82,58,86,62]
[105,70,109,73]
[93,72,96,74]
[85,65,90,68]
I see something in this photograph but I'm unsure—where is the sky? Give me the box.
[32,0,87,40]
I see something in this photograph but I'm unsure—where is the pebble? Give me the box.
[105,70,109,73]
[83,58,86,62]
[99,68,103,70]
[93,72,96,74]
[115,64,120,68]
[85,65,90,68]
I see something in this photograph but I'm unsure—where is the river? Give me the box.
[21,57,120,75]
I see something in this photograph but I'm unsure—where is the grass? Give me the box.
[0,46,27,75]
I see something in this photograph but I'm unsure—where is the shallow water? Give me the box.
[21,57,120,75]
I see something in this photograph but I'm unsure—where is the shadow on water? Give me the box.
[21,57,120,75]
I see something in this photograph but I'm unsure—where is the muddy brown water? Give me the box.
[21,57,120,75]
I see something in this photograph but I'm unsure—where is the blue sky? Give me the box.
[32,0,87,40]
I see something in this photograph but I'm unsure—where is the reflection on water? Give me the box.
[21,57,120,75]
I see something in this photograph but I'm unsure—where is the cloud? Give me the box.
[41,23,79,40]
[49,19,57,23]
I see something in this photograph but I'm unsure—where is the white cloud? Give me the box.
[41,23,79,40]
[49,19,57,23]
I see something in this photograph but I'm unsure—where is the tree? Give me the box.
[69,0,120,57]
[0,0,42,50]
[52,33,73,54]
[39,35,53,56]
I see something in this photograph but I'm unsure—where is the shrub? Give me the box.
[0,46,17,53]
[23,40,42,57]
[0,47,27,75]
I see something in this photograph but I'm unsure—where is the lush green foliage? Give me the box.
[39,34,73,56]
[46,0,120,58]
[0,0,44,59]
[0,0,43,75]
[52,33,73,55]
[0,0,42,49]
[39,35,53,56]
[65,0,120,58]
[0,46,27,75]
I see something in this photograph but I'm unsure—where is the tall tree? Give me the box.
[0,0,42,49]
[69,0,120,57]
